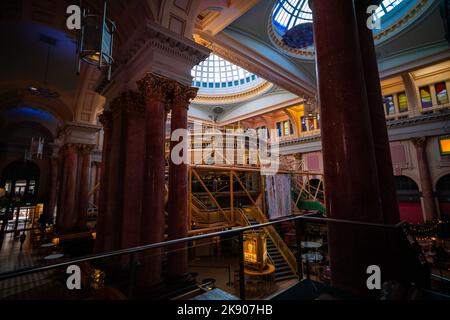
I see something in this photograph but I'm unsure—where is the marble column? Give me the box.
[77,145,94,228]
[354,0,400,224]
[95,111,112,252]
[57,144,79,232]
[138,73,173,286]
[413,137,437,222]
[167,83,198,279]
[310,0,386,295]
[46,156,59,223]
[110,91,146,250]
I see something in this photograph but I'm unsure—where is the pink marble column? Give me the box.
[354,0,400,224]
[167,83,198,279]
[138,73,173,286]
[77,145,94,229]
[95,111,112,252]
[413,137,438,222]
[57,144,79,232]
[310,0,386,296]
[46,156,59,222]
[109,91,146,250]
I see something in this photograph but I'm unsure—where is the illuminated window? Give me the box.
[435,82,449,105]
[276,122,282,137]
[439,136,450,156]
[283,121,291,136]
[384,95,395,115]
[397,92,408,113]
[276,121,292,136]
[420,86,433,109]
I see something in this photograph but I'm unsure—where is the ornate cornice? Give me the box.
[123,20,210,67]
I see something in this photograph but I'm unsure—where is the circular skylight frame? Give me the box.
[268,0,423,60]
[191,53,264,96]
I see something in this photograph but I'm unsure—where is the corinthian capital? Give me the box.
[171,83,199,109]
[137,73,174,102]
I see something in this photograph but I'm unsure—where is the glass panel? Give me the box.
[5,180,12,194]
[397,92,408,113]
[301,117,307,132]
[420,86,433,109]
[384,95,395,115]
[276,122,282,137]
[283,121,290,136]
[435,82,449,105]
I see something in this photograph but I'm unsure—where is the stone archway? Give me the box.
[395,175,423,224]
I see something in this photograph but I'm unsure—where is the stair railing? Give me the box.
[232,172,298,275]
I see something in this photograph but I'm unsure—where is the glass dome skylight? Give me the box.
[191,53,259,91]
[272,0,406,35]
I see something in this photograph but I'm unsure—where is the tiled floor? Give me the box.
[0,231,60,299]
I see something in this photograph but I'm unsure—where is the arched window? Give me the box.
[395,175,420,201]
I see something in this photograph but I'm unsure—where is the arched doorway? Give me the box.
[436,174,450,220]
[1,161,40,232]
[1,160,40,202]
[395,175,423,224]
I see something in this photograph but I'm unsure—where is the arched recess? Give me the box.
[395,175,423,224]
[436,174,450,220]
[0,87,74,123]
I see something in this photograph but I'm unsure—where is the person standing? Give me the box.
[19,232,26,251]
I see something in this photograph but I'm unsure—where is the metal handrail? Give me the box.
[0,215,404,281]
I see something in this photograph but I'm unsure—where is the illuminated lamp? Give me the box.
[438,136,450,156]
[78,0,116,80]
[243,230,268,271]
[51,237,60,246]
[90,268,106,290]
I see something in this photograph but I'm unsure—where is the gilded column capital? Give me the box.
[98,110,113,129]
[170,83,198,109]
[62,143,79,154]
[110,91,145,115]
[137,73,174,103]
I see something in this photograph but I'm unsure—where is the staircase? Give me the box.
[245,215,297,282]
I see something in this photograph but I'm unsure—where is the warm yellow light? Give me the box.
[51,237,60,246]
[439,137,450,155]
[91,232,97,240]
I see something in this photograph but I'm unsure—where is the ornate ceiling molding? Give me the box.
[267,15,315,60]
[373,0,430,43]
[194,31,316,98]
[193,81,274,105]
